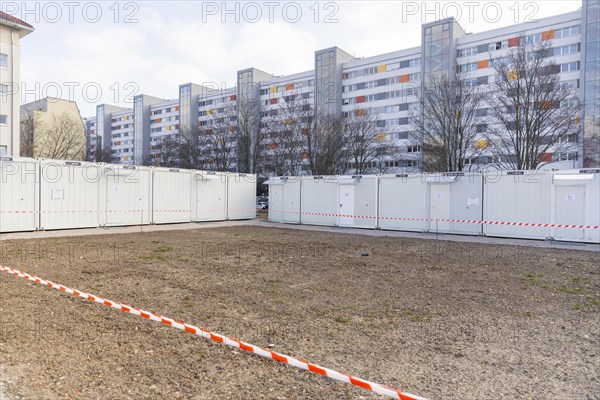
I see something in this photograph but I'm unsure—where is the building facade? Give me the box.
[20,97,86,160]
[0,11,33,157]
[83,0,598,172]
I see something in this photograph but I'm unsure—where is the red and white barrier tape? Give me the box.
[270,210,599,230]
[0,208,259,214]
[0,265,426,400]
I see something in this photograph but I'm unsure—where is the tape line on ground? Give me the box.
[0,265,427,400]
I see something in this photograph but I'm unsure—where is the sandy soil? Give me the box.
[0,226,598,399]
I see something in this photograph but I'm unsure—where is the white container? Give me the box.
[101,164,152,227]
[483,170,552,240]
[0,157,39,233]
[335,175,378,229]
[550,169,600,244]
[299,176,338,226]
[39,160,102,230]
[226,173,257,220]
[378,173,429,232]
[425,172,484,235]
[194,171,227,222]
[266,176,301,224]
[152,167,193,224]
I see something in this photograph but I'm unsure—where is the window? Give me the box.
[560,61,580,72]
[476,124,488,133]
[457,63,477,73]
[386,63,400,72]
[0,54,6,70]
[0,114,7,125]
[523,33,541,43]
[0,84,9,95]
[476,108,488,117]
[488,41,507,52]
[556,152,578,161]
[457,47,477,57]
[407,160,418,167]
[365,67,378,75]
[554,44,580,56]
[555,25,580,38]
[408,58,420,68]
[407,145,422,153]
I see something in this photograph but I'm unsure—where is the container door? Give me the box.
[555,186,585,241]
[268,185,283,222]
[430,184,451,232]
[106,175,141,226]
[196,178,226,221]
[338,185,355,226]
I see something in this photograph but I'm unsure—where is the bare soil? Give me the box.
[0,226,598,400]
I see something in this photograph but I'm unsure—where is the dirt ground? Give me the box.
[0,225,598,400]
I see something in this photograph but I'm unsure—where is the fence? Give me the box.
[0,157,257,233]
[267,169,600,244]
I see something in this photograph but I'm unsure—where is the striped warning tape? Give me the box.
[0,208,259,214]
[270,210,600,230]
[0,265,426,400]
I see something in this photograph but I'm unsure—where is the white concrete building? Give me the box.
[0,11,33,157]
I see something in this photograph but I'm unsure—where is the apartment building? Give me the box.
[0,11,33,157]
[84,0,599,171]
[20,97,86,160]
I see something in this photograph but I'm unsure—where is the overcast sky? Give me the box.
[6,0,583,116]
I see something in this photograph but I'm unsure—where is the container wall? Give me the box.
[338,176,378,229]
[426,173,484,235]
[378,174,428,232]
[483,171,552,240]
[550,169,600,244]
[102,165,152,226]
[152,168,193,224]
[226,173,257,220]
[299,177,338,226]
[0,157,39,233]
[194,172,227,222]
[39,160,102,230]
[267,178,301,224]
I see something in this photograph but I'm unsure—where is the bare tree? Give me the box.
[305,112,347,175]
[202,104,237,172]
[20,111,38,157]
[152,136,181,167]
[20,111,85,160]
[263,91,312,175]
[32,113,86,160]
[178,125,204,170]
[583,98,600,168]
[236,97,265,174]
[413,72,486,172]
[343,107,383,174]
[486,37,582,170]
[93,145,117,163]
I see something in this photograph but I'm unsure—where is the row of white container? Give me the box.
[266,169,600,243]
[0,157,256,233]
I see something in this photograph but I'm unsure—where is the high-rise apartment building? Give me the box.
[83,1,598,171]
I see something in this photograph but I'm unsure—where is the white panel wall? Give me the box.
[378,174,428,232]
[101,164,152,227]
[337,176,378,229]
[39,160,102,230]
[152,168,193,224]
[483,171,552,240]
[194,171,227,222]
[226,173,257,220]
[0,157,38,232]
[426,173,484,235]
[299,176,338,226]
[267,177,301,223]
[550,169,600,243]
